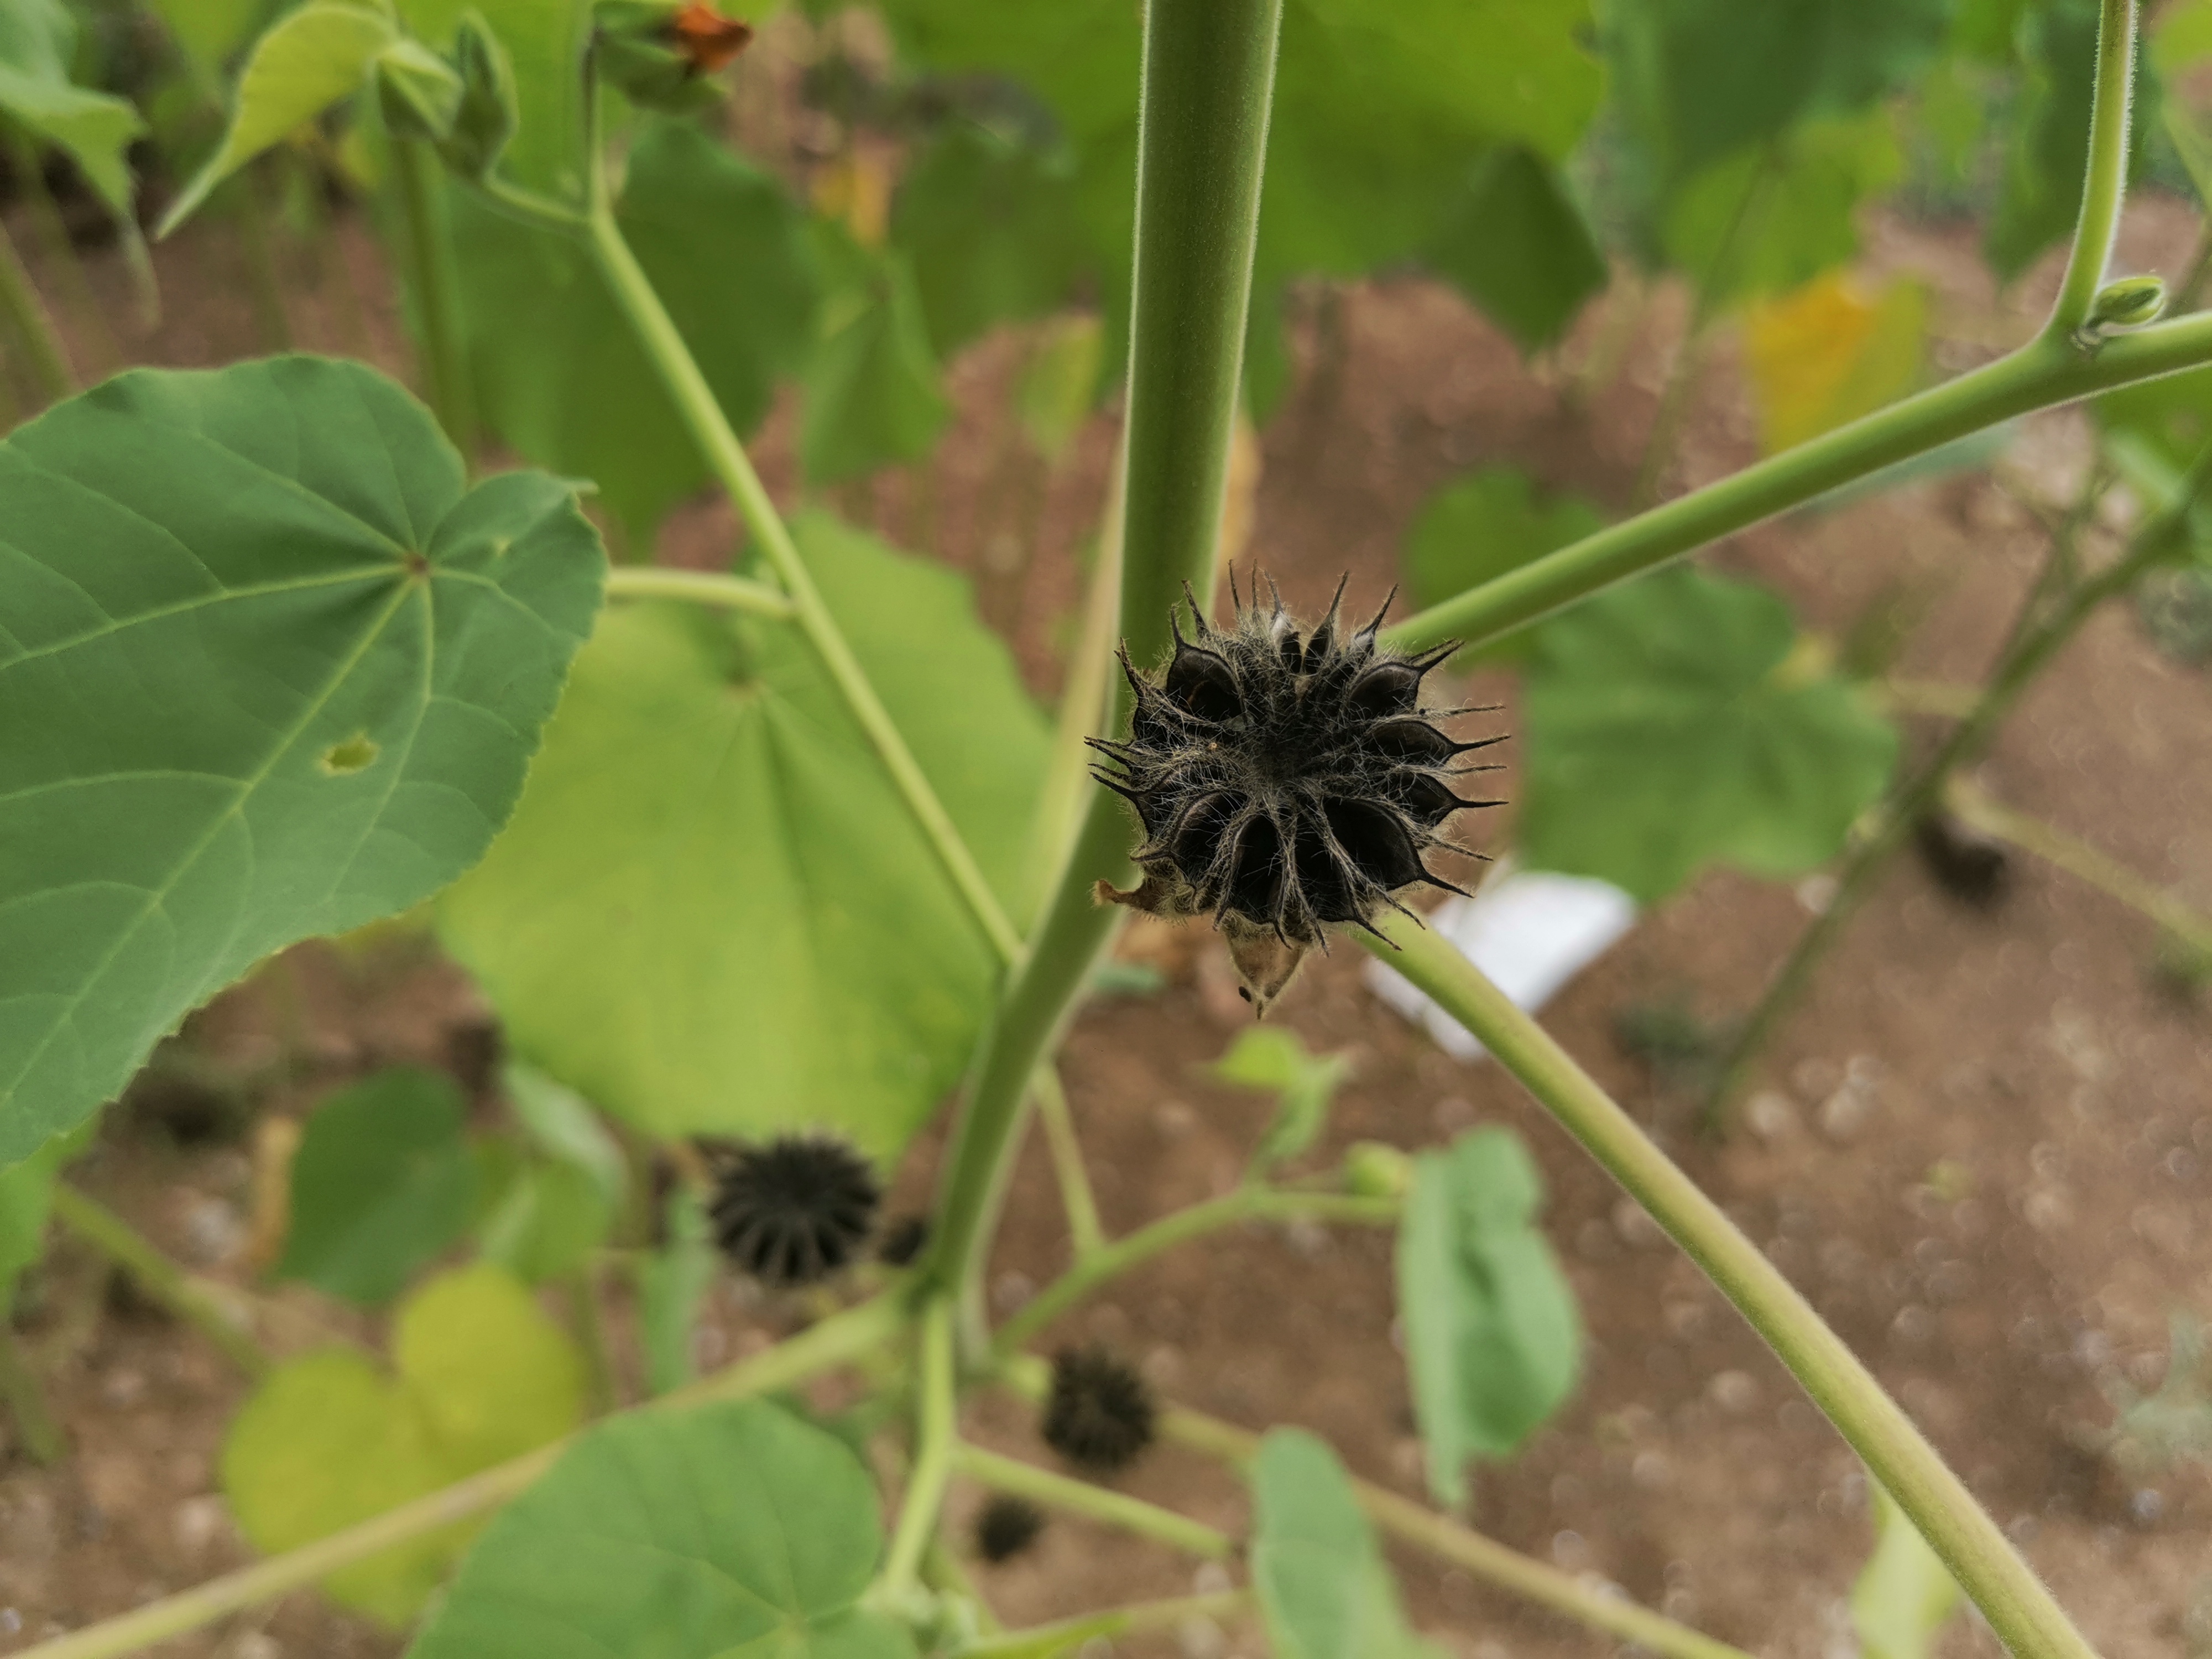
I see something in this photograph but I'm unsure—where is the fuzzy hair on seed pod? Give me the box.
[707,1133,880,1287]
[1041,1344,1156,1473]
[973,1494,1046,1563]
[1088,573,1502,1015]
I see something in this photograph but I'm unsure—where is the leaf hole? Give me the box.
[320,735,381,776]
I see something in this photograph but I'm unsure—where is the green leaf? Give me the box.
[1015,312,1105,465]
[1209,1028,1353,1173]
[1396,1129,1580,1508]
[0,1115,95,1305]
[1422,146,1606,354]
[1850,1486,1963,1659]
[145,0,272,71]
[1250,1428,1441,1659]
[1401,465,1604,665]
[222,1262,585,1624]
[1743,272,1926,453]
[277,1067,477,1305]
[636,1187,713,1395]
[397,0,590,197]
[0,357,605,1167]
[1661,111,1901,310]
[506,1063,626,1207]
[453,117,819,544]
[1520,567,1900,902]
[159,0,396,235]
[0,0,148,226]
[406,1399,916,1659]
[2095,361,2212,491]
[802,233,951,484]
[474,1065,623,1281]
[440,512,1049,1159]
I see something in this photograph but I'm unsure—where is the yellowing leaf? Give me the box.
[1744,272,1924,454]
[1850,1486,1963,1659]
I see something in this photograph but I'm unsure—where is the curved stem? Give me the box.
[1031,1067,1104,1260]
[602,566,797,617]
[586,203,1020,964]
[1360,919,2096,1659]
[921,0,1286,1337]
[880,1299,957,1598]
[2050,0,2140,336]
[0,218,72,401]
[956,1591,1250,1659]
[950,1442,1235,1561]
[993,1189,1396,1360]
[48,1185,270,1378]
[15,1295,904,1659]
[392,139,479,458]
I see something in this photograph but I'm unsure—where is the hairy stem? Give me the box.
[993,1188,1396,1359]
[587,204,1020,964]
[880,1299,957,1597]
[601,566,797,616]
[392,139,480,459]
[921,0,1285,1338]
[1031,1066,1105,1260]
[49,1185,269,1378]
[957,1591,1250,1659]
[1362,920,2098,1659]
[12,1295,904,1659]
[0,217,73,400]
[950,1442,1235,1561]
[2050,0,2140,336]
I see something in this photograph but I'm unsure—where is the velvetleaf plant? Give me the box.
[0,1,2207,1658]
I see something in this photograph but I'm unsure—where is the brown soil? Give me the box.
[4,165,2212,1659]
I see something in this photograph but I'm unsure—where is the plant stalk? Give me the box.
[957,1590,1250,1659]
[0,1321,64,1464]
[920,0,1285,1338]
[0,217,74,400]
[49,1185,270,1377]
[392,139,479,459]
[880,1298,957,1597]
[2049,0,2140,337]
[602,566,797,616]
[950,1442,1235,1561]
[1031,1066,1105,1260]
[993,1188,1396,1359]
[13,1295,904,1659]
[1361,919,2098,1659]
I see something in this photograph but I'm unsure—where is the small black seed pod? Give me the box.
[877,1213,930,1267]
[973,1494,1046,1563]
[1041,1344,1156,1473]
[707,1133,880,1287]
[1088,573,1502,1013]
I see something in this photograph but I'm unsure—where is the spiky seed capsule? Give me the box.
[877,1213,930,1267]
[973,1495,1047,1563]
[1041,1344,1156,1473]
[1088,574,1501,1014]
[707,1134,880,1287]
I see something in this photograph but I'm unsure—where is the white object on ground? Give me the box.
[1364,861,1638,1061]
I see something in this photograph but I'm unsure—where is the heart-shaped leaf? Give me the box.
[1250,1428,1440,1659]
[406,1399,915,1659]
[0,356,604,1167]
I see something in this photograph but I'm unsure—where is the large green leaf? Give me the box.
[276,1067,477,1306]
[222,1262,585,1624]
[802,232,952,484]
[1401,464,1604,664]
[1250,1429,1439,1659]
[158,0,396,234]
[453,117,819,544]
[145,0,272,72]
[1851,1486,1963,1659]
[0,0,148,226]
[1396,1129,1579,1508]
[406,1399,915,1659]
[1520,566,1899,902]
[439,512,1048,1159]
[0,356,604,1167]
[1422,147,1606,354]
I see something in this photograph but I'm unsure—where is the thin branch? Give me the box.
[880,1299,958,1598]
[48,1185,270,1378]
[950,1442,1235,1561]
[1031,1067,1105,1260]
[2050,0,2141,336]
[602,566,798,617]
[1360,921,2098,1659]
[0,1322,64,1465]
[955,1590,1250,1659]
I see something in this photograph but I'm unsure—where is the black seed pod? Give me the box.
[973,1494,1046,1563]
[1088,573,1501,1014]
[877,1213,930,1267]
[1041,1344,1156,1473]
[707,1134,880,1286]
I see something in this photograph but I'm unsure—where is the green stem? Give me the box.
[956,1591,1250,1659]
[950,1442,1235,1561]
[1361,919,2098,1659]
[1146,1395,1753,1659]
[602,566,797,616]
[48,1185,269,1378]
[392,139,479,459]
[921,0,1285,1338]
[993,1189,1396,1360]
[0,217,72,400]
[2050,0,2139,336]
[0,1321,64,1464]
[1031,1066,1105,1261]
[14,1295,904,1659]
[880,1299,957,1598]
[227,168,291,353]
[587,204,1020,966]
[8,138,118,375]
[1705,446,2208,1124]
[564,1266,620,1413]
